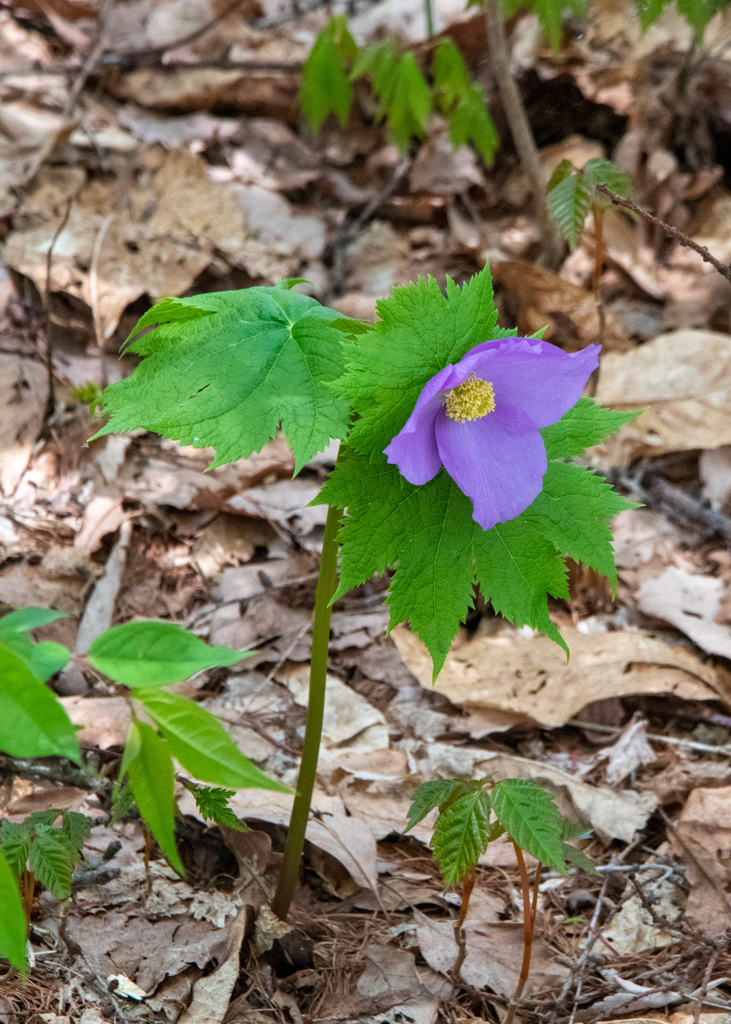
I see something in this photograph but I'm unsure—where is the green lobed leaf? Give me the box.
[123,721,183,875]
[91,286,353,473]
[186,783,249,832]
[561,841,597,873]
[0,850,27,973]
[134,689,289,791]
[0,645,80,762]
[300,16,356,131]
[523,462,636,588]
[546,171,591,249]
[28,826,73,900]
[491,779,567,872]
[87,621,247,687]
[431,789,491,887]
[541,396,640,461]
[404,779,472,833]
[0,820,31,879]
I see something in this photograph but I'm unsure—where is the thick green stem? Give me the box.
[271,500,342,920]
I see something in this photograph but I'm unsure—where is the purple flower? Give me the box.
[383,338,600,530]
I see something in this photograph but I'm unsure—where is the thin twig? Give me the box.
[596,183,731,284]
[62,0,116,120]
[483,0,560,262]
[89,212,115,386]
[42,197,73,422]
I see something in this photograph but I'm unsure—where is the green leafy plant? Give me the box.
[86,260,637,951]
[406,777,595,1013]
[547,157,632,253]
[0,611,286,973]
[0,809,92,973]
[300,20,498,163]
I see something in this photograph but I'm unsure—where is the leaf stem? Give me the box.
[271,498,342,920]
[504,843,538,1024]
[452,866,476,979]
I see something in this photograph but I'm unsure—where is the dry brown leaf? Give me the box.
[276,665,389,754]
[0,103,72,217]
[599,868,682,955]
[61,696,131,749]
[636,567,731,659]
[0,354,49,496]
[392,624,720,729]
[4,149,248,338]
[669,785,731,935]
[206,788,380,890]
[416,911,567,997]
[356,945,442,1024]
[492,260,629,351]
[595,330,731,463]
[0,548,102,616]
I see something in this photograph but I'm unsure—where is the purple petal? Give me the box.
[383,363,457,484]
[461,338,600,428]
[434,403,547,529]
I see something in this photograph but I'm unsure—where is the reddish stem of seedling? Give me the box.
[452,866,476,979]
[503,843,541,1024]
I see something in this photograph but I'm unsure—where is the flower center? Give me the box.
[444,374,495,422]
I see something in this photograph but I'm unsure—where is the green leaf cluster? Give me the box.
[406,776,596,888]
[90,620,289,874]
[0,612,287,895]
[0,810,91,900]
[322,266,638,675]
[300,20,496,160]
[432,39,498,165]
[547,157,632,249]
[299,15,358,131]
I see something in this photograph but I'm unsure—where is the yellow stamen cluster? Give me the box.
[445,374,495,422]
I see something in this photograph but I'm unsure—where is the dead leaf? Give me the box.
[194,515,256,579]
[492,260,629,351]
[669,785,731,935]
[0,547,102,616]
[61,696,131,748]
[700,447,731,513]
[276,665,389,754]
[0,354,49,496]
[637,567,731,659]
[0,103,71,216]
[392,624,721,729]
[596,717,657,785]
[74,495,126,552]
[356,945,440,1024]
[595,330,731,463]
[416,912,567,997]
[600,869,682,955]
[5,149,247,338]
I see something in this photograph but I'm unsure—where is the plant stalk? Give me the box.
[483,0,561,263]
[271,499,342,920]
[503,843,538,1024]
[452,866,476,978]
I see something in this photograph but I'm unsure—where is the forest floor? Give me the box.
[2,0,731,1021]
